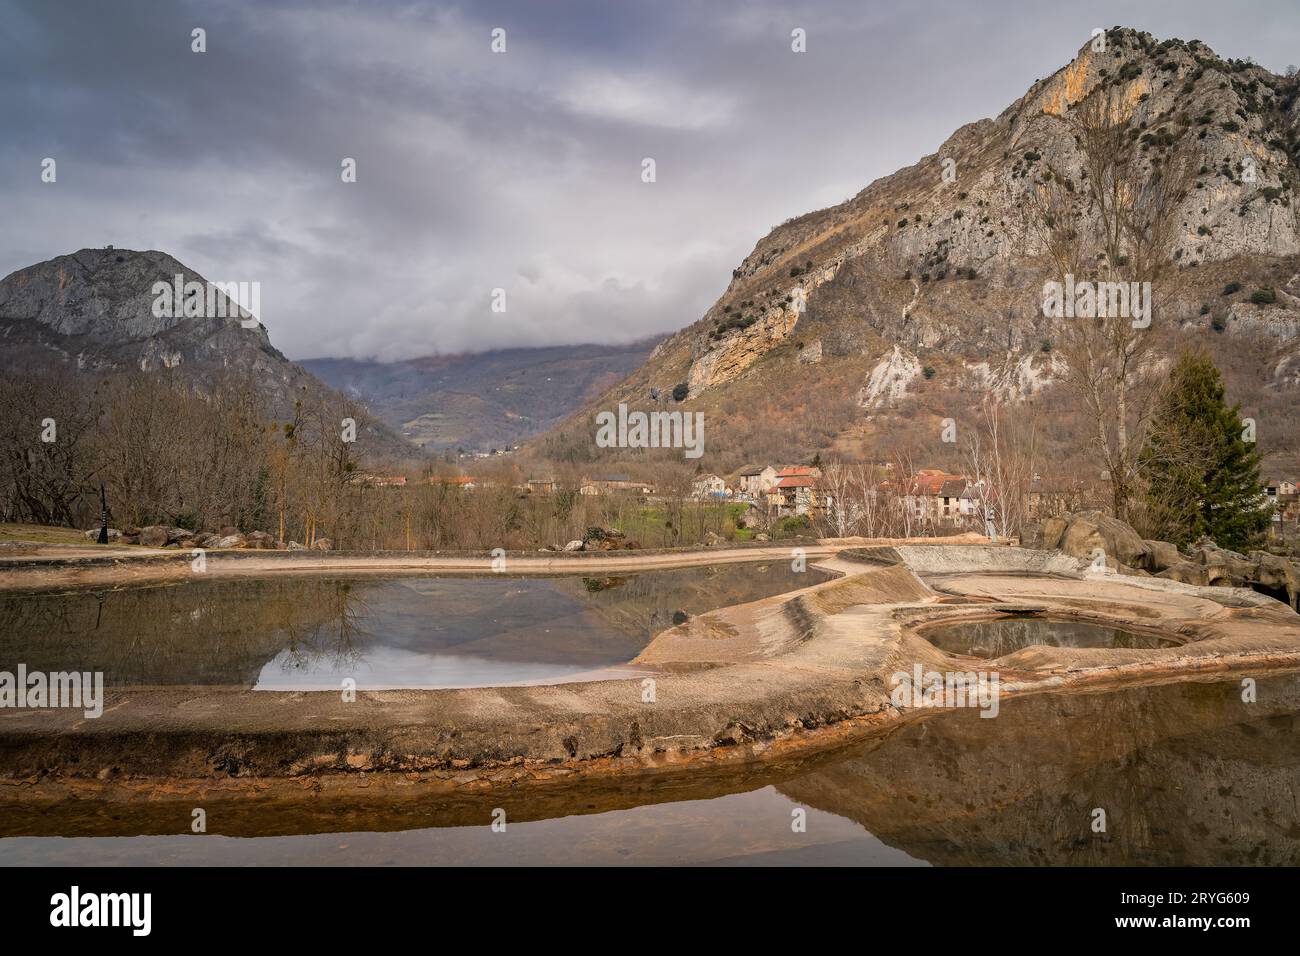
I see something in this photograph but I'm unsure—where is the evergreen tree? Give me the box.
[1140,349,1270,550]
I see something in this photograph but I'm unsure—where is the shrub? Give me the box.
[1222,281,1242,295]
[922,365,936,380]
[1250,287,1277,304]
[671,383,689,402]
[776,514,813,538]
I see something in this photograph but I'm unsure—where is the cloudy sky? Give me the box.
[2,0,1297,362]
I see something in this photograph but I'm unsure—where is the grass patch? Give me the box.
[0,523,94,545]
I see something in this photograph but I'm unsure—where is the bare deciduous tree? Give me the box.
[1031,88,1198,521]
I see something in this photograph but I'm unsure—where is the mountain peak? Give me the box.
[0,246,269,346]
[536,29,1300,473]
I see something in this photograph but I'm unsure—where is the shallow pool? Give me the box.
[922,616,1179,658]
[0,563,829,690]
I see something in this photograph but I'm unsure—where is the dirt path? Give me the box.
[0,534,994,590]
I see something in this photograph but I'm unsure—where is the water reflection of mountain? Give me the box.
[779,674,1300,866]
[330,564,826,670]
[0,579,369,687]
[0,563,825,688]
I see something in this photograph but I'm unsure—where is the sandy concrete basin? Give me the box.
[2,543,1298,812]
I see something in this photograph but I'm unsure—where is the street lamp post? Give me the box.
[97,484,110,545]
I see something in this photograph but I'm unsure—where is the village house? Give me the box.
[431,475,476,490]
[348,474,407,488]
[958,481,988,525]
[1026,474,1089,519]
[1265,478,1298,505]
[736,466,779,497]
[767,471,827,516]
[692,474,729,499]
[776,465,822,482]
[937,478,968,523]
[1265,478,1300,538]
[895,470,963,527]
[581,474,656,496]
[525,478,556,494]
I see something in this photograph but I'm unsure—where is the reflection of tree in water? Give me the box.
[0,578,375,687]
[779,675,1300,865]
[273,580,372,675]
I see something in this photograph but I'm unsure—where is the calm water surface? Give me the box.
[3,673,1298,866]
[0,563,828,690]
[924,616,1180,658]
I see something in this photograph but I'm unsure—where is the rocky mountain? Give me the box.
[537,29,1300,476]
[303,341,656,453]
[0,247,413,461]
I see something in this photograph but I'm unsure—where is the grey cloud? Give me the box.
[1,0,1297,360]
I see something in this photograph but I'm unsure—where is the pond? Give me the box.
[922,616,1180,658]
[2,672,1297,865]
[0,562,830,690]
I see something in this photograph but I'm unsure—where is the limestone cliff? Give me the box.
[543,28,1300,468]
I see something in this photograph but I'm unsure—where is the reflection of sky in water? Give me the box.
[0,786,925,867]
[254,646,646,691]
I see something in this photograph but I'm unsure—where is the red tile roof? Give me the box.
[904,472,965,496]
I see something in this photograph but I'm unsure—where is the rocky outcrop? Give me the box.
[1023,509,1151,569]
[137,525,171,548]
[0,248,413,460]
[577,527,638,551]
[1144,538,1183,572]
[245,530,277,550]
[1024,510,1300,609]
[858,345,922,409]
[686,302,800,395]
[80,523,289,551]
